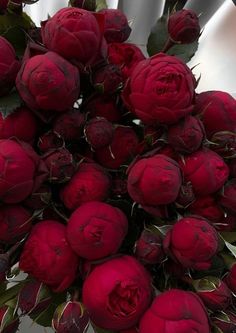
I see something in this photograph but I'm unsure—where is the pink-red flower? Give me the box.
[82,255,152,330]
[19,220,79,292]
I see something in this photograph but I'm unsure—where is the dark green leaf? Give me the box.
[0,283,24,307]
[0,11,35,56]
[92,322,115,333]
[96,0,107,11]
[220,232,236,244]
[147,15,199,63]
[30,291,66,327]
[0,90,22,118]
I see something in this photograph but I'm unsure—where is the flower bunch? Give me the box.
[0,2,235,333]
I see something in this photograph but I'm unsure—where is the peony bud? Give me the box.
[189,195,224,223]
[84,117,114,149]
[194,276,232,311]
[99,9,131,43]
[52,301,89,333]
[60,162,111,210]
[168,9,200,44]
[43,148,76,183]
[95,126,139,169]
[93,63,123,95]
[18,279,52,315]
[67,201,128,260]
[84,95,121,122]
[167,115,205,154]
[134,229,165,265]
[53,109,85,141]
[38,131,64,153]
[163,216,219,270]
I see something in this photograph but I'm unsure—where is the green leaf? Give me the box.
[147,15,199,63]
[0,11,35,56]
[30,291,66,327]
[220,232,236,244]
[96,0,107,11]
[0,90,22,118]
[224,241,236,259]
[0,283,24,307]
[92,322,115,333]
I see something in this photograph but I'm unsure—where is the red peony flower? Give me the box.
[189,195,224,223]
[122,53,196,125]
[67,201,128,260]
[163,216,219,270]
[167,115,205,154]
[108,42,145,79]
[84,117,114,149]
[194,91,236,139]
[0,107,37,144]
[95,125,139,169]
[19,220,79,292]
[53,109,85,141]
[16,51,80,112]
[134,229,165,265]
[178,148,229,196]
[82,255,152,330]
[0,139,48,203]
[139,289,210,333]
[127,154,182,207]
[195,277,232,311]
[99,9,131,43]
[60,162,111,210]
[168,9,200,44]
[0,36,20,97]
[41,7,103,66]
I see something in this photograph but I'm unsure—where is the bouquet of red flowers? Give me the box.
[0,1,236,332]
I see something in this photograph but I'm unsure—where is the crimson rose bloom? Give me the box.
[0,139,48,203]
[194,91,236,139]
[60,162,111,210]
[0,37,20,96]
[108,42,145,79]
[139,289,210,333]
[195,277,232,311]
[0,205,31,244]
[178,149,229,196]
[127,154,182,207]
[16,51,80,112]
[122,53,196,125]
[19,220,79,292]
[163,216,219,270]
[82,255,152,330]
[95,126,139,169]
[168,9,200,44]
[41,7,103,66]
[0,107,37,144]
[99,9,131,43]
[67,201,128,260]
[218,179,236,213]
[167,115,205,154]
